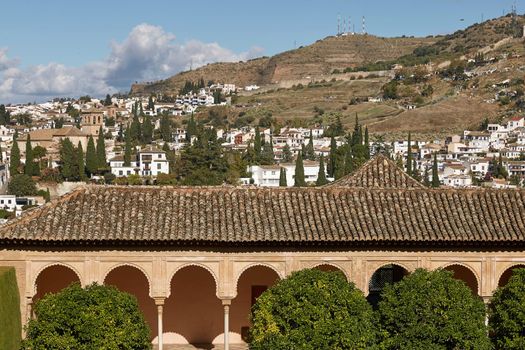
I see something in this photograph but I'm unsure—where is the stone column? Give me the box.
[222,299,231,350]
[155,298,165,350]
[482,296,491,327]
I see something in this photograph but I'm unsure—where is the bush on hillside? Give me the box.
[0,267,21,350]
[22,283,151,350]
[8,174,37,196]
[249,269,376,350]
[376,268,491,350]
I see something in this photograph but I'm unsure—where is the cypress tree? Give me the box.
[9,140,20,176]
[294,152,306,187]
[85,136,98,175]
[0,142,3,162]
[147,96,155,111]
[344,145,354,175]
[76,141,85,181]
[364,127,370,159]
[328,136,337,177]
[316,155,328,186]
[186,113,196,142]
[305,130,315,160]
[424,166,430,187]
[254,127,262,161]
[45,187,51,202]
[279,167,287,187]
[96,127,107,170]
[142,115,153,144]
[59,138,75,180]
[431,153,440,188]
[24,135,34,176]
[124,127,132,167]
[406,132,412,175]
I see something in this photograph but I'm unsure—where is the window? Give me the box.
[127,170,131,175]
[158,154,162,159]
[0,200,3,204]
[271,171,276,175]
[119,170,123,176]
[157,163,161,170]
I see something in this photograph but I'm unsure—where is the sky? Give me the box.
[0,0,521,103]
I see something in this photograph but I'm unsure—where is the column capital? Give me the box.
[221,298,232,306]
[154,297,165,306]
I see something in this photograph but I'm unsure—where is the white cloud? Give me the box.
[0,24,264,103]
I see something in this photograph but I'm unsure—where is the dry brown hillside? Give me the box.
[131,35,435,96]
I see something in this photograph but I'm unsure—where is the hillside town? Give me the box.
[0,89,524,221]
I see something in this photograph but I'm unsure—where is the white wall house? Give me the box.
[248,160,327,187]
[110,147,169,177]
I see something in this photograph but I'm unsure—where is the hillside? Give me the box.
[133,14,525,137]
[130,35,435,95]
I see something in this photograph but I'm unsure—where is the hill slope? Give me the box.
[130,35,435,95]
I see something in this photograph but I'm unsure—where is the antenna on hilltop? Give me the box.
[337,14,341,35]
[348,16,351,34]
[362,16,366,34]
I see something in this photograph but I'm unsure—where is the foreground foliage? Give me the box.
[22,283,151,350]
[376,268,490,350]
[250,269,376,350]
[0,267,21,350]
[489,268,525,349]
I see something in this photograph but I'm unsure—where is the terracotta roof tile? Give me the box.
[326,154,425,189]
[0,185,524,246]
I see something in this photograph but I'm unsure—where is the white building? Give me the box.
[248,160,327,187]
[110,146,169,177]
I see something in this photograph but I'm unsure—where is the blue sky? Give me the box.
[0,0,520,103]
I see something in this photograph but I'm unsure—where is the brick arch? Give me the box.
[167,263,219,298]
[441,263,480,295]
[310,262,350,281]
[497,263,525,288]
[234,262,284,297]
[102,263,152,296]
[32,262,83,296]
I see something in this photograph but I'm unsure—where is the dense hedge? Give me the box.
[489,268,525,349]
[0,267,22,350]
[249,269,376,350]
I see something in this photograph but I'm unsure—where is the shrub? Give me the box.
[376,269,490,350]
[0,267,21,350]
[8,174,37,196]
[489,268,525,349]
[22,283,151,350]
[249,269,376,350]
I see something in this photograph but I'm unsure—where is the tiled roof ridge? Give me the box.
[326,154,425,189]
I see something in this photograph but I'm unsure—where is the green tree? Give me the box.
[85,136,98,176]
[59,138,76,180]
[376,268,491,350]
[24,135,34,176]
[364,126,370,159]
[76,142,85,181]
[406,132,412,175]
[32,146,47,173]
[423,166,430,187]
[8,174,37,196]
[175,128,228,185]
[147,95,155,111]
[327,136,337,177]
[281,144,293,163]
[431,153,440,188]
[250,269,376,350]
[254,127,262,161]
[186,113,197,142]
[489,268,525,349]
[21,283,151,350]
[103,94,112,106]
[142,115,154,144]
[124,127,132,167]
[260,136,275,165]
[294,152,306,187]
[0,267,21,350]
[159,114,172,142]
[9,140,21,176]
[304,130,315,160]
[316,155,328,186]
[96,127,107,171]
[279,167,287,187]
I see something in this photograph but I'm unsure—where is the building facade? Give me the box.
[1,156,525,350]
